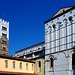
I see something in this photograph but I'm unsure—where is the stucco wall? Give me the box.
[0,58,35,74]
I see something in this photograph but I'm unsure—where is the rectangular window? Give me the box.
[13,61,15,69]
[26,63,28,70]
[39,61,41,67]
[32,64,33,70]
[2,33,7,38]
[2,26,7,31]
[20,62,22,69]
[3,47,6,51]
[50,58,53,68]
[2,40,6,44]
[72,53,75,70]
[38,61,41,72]
[5,60,8,68]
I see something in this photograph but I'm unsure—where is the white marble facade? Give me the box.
[45,6,75,75]
[0,19,9,40]
[15,42,45,59]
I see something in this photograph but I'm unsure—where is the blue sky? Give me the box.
[0,0,74,55]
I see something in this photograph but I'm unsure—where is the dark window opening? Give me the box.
[2,33,7,38]
[2,40,6,44]
[20,62,22,69]
[5,60,8,68]
[68,16,72,21]
[2,26,7,31]
[53,24,55,28]
[32,64,33,70]
[50,58,53,67]
[26,63,28,70]
[39,61,41,67]
[13,61,15,68]
[72,53,75,69]
[3,47,6,51]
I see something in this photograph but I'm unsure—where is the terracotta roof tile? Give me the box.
[0,54,35,63]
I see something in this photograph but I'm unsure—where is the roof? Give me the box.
[29,55,45,60]
[44,5,75,23]
[15,41,45,53]
[0,54,35,63]
[0,71,37,75]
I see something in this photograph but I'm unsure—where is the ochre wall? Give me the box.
[34,58,45,75]
[0,58,35,74]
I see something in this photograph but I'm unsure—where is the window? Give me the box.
[68,16,72,21]
[5,60,8,68]
[2,26,7,31]
[53,24,55,28]
[50,58,53,68]
[32,64,33,70]
[2,40,6,44]
[38,61,41,72]
[38,61,41,67]
[26,63,28,70]
[3,47,6,51]
[2,33,7,38]
[72,53,75,69]
[20,62,22,69]
[13,61,15,68]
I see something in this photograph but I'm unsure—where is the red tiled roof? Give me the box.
[0,71,37,75]
[0,54,35,63]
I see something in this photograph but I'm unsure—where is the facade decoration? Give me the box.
[44,6,75,75]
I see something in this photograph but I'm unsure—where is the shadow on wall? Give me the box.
[73,70,75,75]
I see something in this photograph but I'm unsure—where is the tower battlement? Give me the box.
[0,19,9,55]
[0,19,9,25]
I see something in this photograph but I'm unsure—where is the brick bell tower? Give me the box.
[0,19,9,55]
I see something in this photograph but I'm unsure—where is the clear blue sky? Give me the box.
[0,0,74,55]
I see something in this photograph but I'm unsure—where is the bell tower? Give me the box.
[0,19,9,55]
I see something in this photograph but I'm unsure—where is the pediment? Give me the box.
[52,6,72,18]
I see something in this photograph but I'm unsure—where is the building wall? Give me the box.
[0,57,35,74]
[34,58,44,75]
[45,49,74,75]
[15,42,45,59]
[45,9,75,55]
[45,7,75,75]
[0,19,9,55]
[15,42,45,75]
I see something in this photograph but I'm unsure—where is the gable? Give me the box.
[52,6,72,18]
